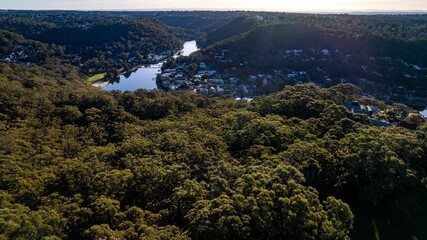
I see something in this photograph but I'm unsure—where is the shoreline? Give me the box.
[91,49,184,89]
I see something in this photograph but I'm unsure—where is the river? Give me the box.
[102,40,198,91]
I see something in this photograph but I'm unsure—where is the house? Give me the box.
[216,86,224,93]
[366,105,381,115]
[262,79,268,86]
[285,49,303,55]
[345,101,381,115]
[344,101,365,114]
[322,49,330,56]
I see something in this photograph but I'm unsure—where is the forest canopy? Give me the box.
[1,10,427,240]
[1,62,427,239]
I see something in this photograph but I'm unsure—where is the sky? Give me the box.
[1,0,426,12]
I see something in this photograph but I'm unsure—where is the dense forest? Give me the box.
[206,21,427,65]
[1,10,427,240]
[0,12,184,79]
[1,62,427,239]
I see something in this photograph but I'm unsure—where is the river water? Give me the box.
[103,40,198,91]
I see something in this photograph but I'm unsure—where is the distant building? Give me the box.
[366,105,381,115]
[285,49,303,55]
[199,62,207,69]
[322,49,330,56]
[345,101,363,113]
[344,101,381,115]
[262,79,268,86]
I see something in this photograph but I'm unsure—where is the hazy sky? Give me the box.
[1,0,426,11]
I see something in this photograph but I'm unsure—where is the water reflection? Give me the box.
[103,41,198,91]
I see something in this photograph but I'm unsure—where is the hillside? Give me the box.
[154,11,252,33]
[180,20,427,108]
[204,16,263,46]
[157,15,229,32]
[0,13,183,78]
[209,23,427,65]
[2,11,427,240]
[1,62,427,239]
[33,18,181,53]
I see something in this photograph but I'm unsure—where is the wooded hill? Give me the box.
[204,16,427,65]
[1,62,427,239]
[0,13,183,77]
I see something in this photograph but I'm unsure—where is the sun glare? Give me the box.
[236,0,346,11]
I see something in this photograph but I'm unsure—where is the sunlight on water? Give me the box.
[103,41,198,91]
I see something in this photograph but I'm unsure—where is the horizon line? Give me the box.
[1,8,427,14]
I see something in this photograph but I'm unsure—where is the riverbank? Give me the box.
[94,41,199,91]
[90,58,169,89]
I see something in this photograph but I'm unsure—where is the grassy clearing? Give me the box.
[85,73,107,84]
